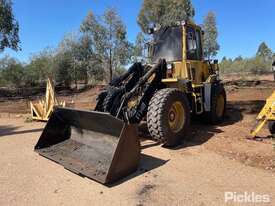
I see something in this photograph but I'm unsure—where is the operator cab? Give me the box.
[150,22,204,63]
[149,22,211,84]
[151,26,183,63]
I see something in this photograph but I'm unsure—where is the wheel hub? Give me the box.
[168,101,185,133]
[169,112,176,121]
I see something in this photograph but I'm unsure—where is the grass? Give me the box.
[24,116,33,123]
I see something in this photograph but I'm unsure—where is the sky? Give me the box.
[1,0,275,62]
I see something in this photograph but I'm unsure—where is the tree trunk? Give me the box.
[74,66,77,89]
[84,69,88,85]
[74,78,77,89]
[109,49,113,82]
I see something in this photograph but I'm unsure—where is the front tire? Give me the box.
[147,88,190,147]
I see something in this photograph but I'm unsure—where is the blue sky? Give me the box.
[1,0,275,62]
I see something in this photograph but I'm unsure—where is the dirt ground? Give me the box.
[0,79,274,206]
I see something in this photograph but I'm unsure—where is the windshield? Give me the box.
[151,26,182,63]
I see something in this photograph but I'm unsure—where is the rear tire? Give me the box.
[147,88,190,147]
[205,84,226,124]
[268,121,275,135]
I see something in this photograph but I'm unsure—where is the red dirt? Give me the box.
[0,80,274,173]
[0,80,274,205]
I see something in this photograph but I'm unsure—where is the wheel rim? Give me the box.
[168,101,185,133]
[216,94,225,118]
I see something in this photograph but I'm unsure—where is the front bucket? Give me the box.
[34,107,140,184]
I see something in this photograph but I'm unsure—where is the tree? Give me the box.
[234,55,243,61]
[202,11,220,60]
[55,33,82,88]
[25,48,55,86]
[80,8,132,82]
[0,56,24,86]
[256,42,272,61]
[137,0,195,33]
[0,0,20,52]
[54,51,73,87]
[247,56,270,74]
[132,32,147,61]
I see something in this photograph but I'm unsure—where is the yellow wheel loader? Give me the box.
[35,21,226,184]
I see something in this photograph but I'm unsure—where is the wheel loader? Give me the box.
[34,21,226,184]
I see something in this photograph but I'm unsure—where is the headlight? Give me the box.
[167,63,174,78]
[167,63,174,70]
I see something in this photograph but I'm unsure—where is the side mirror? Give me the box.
[272,61,275,71]
[148,28,154,34]
[214,59,218,64]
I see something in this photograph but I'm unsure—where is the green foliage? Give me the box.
[0,0,20,52]
[137,0,195,33]
[80,8,132,82]
[55,33,82,88]
[0,55,24,87]
[0,8,133,88]
[256,42,272,61]
[54,29,107,87]
[132,32,147,61]
[220,56,272,75]
[24,48,55,86]
[54,51,73,87]
[113,66,127,78]
[220,42,274,75]
[203,11,220,59]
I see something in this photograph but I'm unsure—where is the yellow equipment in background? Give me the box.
[30,78,65,121]
[251,91,275,137]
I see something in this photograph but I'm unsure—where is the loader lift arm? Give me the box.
[95,62,144,112]
[119,59,167,123]
[96,59,167,124]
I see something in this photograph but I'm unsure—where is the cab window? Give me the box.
[186,26,203,60]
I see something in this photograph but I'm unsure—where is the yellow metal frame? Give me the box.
[250,91,275,137]
[30,78,66,121]
[159,22,219,117]
[162,22,217,89]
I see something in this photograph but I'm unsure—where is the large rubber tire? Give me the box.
[94,91,107,112]
[205,84,226,124]
[102,87,124,116]
[268,121,275,135]
[147,88,190,147]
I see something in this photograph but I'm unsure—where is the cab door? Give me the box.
[185,25,207,84]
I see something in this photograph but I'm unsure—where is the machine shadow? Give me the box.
[227,100,265,115]
[0,125,43,137]
[108,100,266,186]
[0,125,20,137]
[108,153,169,187]
[138,101,247,150]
